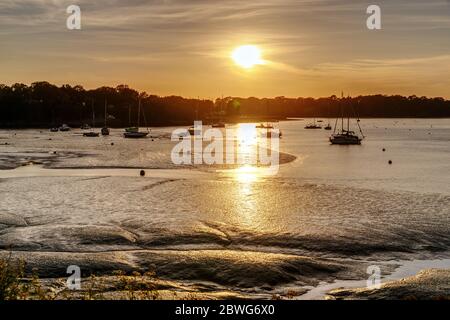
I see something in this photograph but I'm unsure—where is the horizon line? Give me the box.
[2,81,449,102]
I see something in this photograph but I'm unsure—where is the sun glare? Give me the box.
[231,45,263,69]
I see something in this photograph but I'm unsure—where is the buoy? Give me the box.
[388,160,392,165]
[140,170,146,177]
[382,148,386,152]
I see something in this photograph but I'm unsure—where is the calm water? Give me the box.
[278,118,450,194]
[0,119,449,297]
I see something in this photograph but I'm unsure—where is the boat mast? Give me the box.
[128,105,131,126]
[195,97,199,121]
[341,92,344,133]
[327,99,330,127]
[137,96,141,130]
[91,100,95,128]
[354,99,365,139]
[104,98,107,127]
[347,98,350,132]
[332,96,338,134]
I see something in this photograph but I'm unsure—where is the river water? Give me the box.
[0,119,449,298]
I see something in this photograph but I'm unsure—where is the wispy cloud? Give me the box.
[0,0,449,97]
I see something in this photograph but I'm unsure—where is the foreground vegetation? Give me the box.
[0,256,246,300]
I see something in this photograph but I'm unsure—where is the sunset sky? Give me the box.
[1,0,450,99]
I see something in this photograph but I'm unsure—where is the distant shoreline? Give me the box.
[1,83,450,128]
[1,116,450,129]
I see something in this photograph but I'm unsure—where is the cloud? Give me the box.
[1,0,449,98]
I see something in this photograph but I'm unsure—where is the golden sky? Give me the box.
[1,0,450,98]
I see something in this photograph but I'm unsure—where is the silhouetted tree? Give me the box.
[0,82,449,128]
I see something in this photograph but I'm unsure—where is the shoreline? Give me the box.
[299,256,450,300]
[2,116,450,130]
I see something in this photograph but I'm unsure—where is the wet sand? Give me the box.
[327,269,450,300]
[1,121,449,299]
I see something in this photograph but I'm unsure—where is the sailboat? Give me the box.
[256,123,274,129]
[125,105,138,133]
[305,118,322,129]
[188,99,201,136]
[211,96,226,128]
[124,96,149,138]
[101,98,110,136]
[83,101,99,137]
[329,95,364,145]
[324,116,332,130]
[59,124,70,132]
[49,108,59,132]
[125,127,139,133]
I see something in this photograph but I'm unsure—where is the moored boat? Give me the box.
[124,95,149,139]
[256,123,274,129]
[212,122,226,128]
[188,126,202,136]
[123,131,149,138]
[125,127,139,133]
[329,94,364,145]
[101,99,110,136]
[305,124,322,129]
[83,132,100,137]
[330,131,362,145]
[101,127,110,136]
[83,101,99,137]
[305,118,321,129]
[59,124,70,132]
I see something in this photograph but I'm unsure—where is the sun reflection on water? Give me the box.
[237,123,257,146]
[219,123,276,183]
[234,165,259,227]
[234,165,260,183]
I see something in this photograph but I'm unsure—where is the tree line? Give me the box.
[0,82,449,128]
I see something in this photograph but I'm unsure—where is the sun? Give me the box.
[231,45,263,69]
